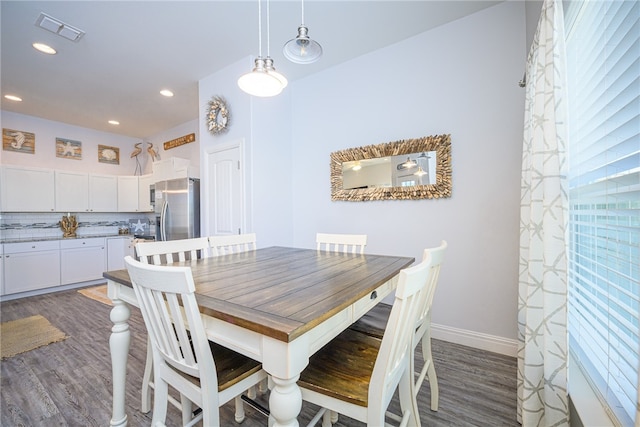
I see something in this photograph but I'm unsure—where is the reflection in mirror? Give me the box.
[331,134,451,201]
[342,151,437,190]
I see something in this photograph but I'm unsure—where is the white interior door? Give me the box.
[205,144,243,236]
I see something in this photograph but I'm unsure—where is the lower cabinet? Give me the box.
[60,238,106,285]
[3,240,61,295]
[106,236,135,271]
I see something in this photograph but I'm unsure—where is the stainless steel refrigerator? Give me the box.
[153,178,200,241]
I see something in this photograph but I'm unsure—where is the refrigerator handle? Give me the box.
[160,199,168,241]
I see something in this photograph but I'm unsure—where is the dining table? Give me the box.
[104,246,414,427]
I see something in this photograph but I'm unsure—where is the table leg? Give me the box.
[268,374,302,427]
[109,298,131,427]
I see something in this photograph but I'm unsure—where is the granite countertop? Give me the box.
[0,234,137,244]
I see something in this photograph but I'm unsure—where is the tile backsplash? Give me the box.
[0,212,154,241]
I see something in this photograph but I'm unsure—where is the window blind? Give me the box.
[565,1,640,425]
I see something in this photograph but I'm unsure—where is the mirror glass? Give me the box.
[330,135,451,201]
[341,151,437,190]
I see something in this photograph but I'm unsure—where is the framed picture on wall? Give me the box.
[98,144,119,165]
[2,128,35,154]
[56,137,82,160]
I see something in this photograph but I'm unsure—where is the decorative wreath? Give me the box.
[207,96,230,135]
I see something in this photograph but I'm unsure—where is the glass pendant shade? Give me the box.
[238,57,283,97]
[283,25,323,64]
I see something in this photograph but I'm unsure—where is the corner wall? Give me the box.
[289,1,526,351]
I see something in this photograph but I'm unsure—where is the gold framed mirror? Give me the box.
[330,134,451,201]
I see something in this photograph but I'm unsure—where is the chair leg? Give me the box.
[321,409,332,427]
[180,394,193,426]
[398,369,420,427]
[258,377,268,394]
[234,395,246,423]
[150,377,169,427]
[142,337,154,413]
[421,331,438,411]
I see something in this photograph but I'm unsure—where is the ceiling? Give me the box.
[1,1,502,139]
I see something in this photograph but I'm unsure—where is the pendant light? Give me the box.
[263,0,287,89]
[283,0,323,64]
[238,0,287,97]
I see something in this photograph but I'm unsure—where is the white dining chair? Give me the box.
[135,237,211,265]
[316,233,367,254]
[298,248,439,427]
[124,256,267,427]
[134,237,218,416]
[349,240,447,413]
[208,233,257,256]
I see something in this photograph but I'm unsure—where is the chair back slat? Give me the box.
[135,237,210,265]
[125,256,212,380]
[316,233,367,254]
[209,233,257,256]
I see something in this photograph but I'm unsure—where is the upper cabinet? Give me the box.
[54,171,118,213]
[55,171,89,212]
[89,174,118,212]
[117,176,139,212]
[1,165,55,212]
[138,174,154,212]
[0,165,154,213]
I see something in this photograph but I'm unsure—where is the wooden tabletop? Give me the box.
[104,246,414,343]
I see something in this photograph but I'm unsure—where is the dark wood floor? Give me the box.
[0,287,518,426]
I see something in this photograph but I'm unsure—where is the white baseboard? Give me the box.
[431,322,518,357]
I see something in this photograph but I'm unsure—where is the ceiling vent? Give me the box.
[35,13,85,42]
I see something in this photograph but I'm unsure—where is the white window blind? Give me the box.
[565,1,639,425]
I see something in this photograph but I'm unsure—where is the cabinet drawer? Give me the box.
[352,277,395,320]
[60,237,105,249]
[4,240,60,254]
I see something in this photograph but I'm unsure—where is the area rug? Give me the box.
[77,284,112,306]
[1,315,68,359]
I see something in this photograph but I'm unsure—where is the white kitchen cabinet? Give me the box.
[152,157,193,181]
[60,237,106,285]
[1,165,55,212]
[3,240,61,295]
[117,176,139,212]
[106,236,135,271]
[138,174,154,212]
[89,174,118,212]
[55,170,89,212]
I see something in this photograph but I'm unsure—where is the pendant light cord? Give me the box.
[301,0,305,25]
[266,0,270,57]
[258,0,262,58]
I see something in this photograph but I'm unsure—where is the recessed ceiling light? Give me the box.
[160,89,174,97]
[4,95,23,102]
[32,42,57,55]
[108,120,120,125]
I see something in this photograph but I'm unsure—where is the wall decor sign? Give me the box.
[56,137,82,160]
[98,144,120,165]
[163,133,196,151]
[2,128,35,154]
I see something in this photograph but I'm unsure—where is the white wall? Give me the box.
[198,58,294,246]
[0,111,141,175]
[144,119,199,176]
[288,1,526,349]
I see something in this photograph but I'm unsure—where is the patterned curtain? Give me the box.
[517,0,569,425]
